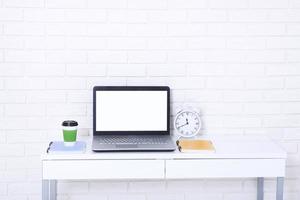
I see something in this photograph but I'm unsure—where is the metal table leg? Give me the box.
[276,177,284,200]
[42,180,49,200]
[42,180,57,200]
[50,180,57,200]
[257,177,264,200]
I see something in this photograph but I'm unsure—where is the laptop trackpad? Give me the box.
[116,144,138,148]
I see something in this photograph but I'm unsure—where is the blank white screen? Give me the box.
[96,91,167,131]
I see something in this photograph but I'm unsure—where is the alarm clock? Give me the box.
[174,109,202,138]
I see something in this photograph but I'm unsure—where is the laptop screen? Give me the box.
[95,89,168,133]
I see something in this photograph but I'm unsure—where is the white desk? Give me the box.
[41,136,286,200]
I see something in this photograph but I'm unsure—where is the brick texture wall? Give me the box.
[0,0,300,199]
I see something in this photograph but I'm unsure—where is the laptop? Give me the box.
[92,86,176,152]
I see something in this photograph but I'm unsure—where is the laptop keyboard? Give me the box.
[98,135,169,145]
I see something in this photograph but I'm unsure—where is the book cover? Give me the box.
[177,139,215,153]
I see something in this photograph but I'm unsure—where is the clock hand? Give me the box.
[177,122,188,128]
[186,118,189,124]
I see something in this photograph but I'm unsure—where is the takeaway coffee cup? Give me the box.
[62,120,78,146]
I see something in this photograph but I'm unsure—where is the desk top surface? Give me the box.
[42,135,287,160]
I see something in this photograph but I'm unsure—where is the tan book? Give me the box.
[176,139,215,153]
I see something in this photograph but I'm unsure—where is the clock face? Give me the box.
[174,111,201,137]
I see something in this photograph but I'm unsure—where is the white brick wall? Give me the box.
[0,0,300,199]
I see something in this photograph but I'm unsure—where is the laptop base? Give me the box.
[92,135,176,152]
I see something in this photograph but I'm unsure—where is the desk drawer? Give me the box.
[166,159,285,178]
[43,160,165,180]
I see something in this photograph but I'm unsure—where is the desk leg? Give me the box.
[276,177,284,200]
[42,180,49,200]
[257,177,264,200]
[42,180,57,200]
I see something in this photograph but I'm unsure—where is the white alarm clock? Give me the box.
[174,109,202,138]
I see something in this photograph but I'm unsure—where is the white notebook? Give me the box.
[47,141,86,154]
